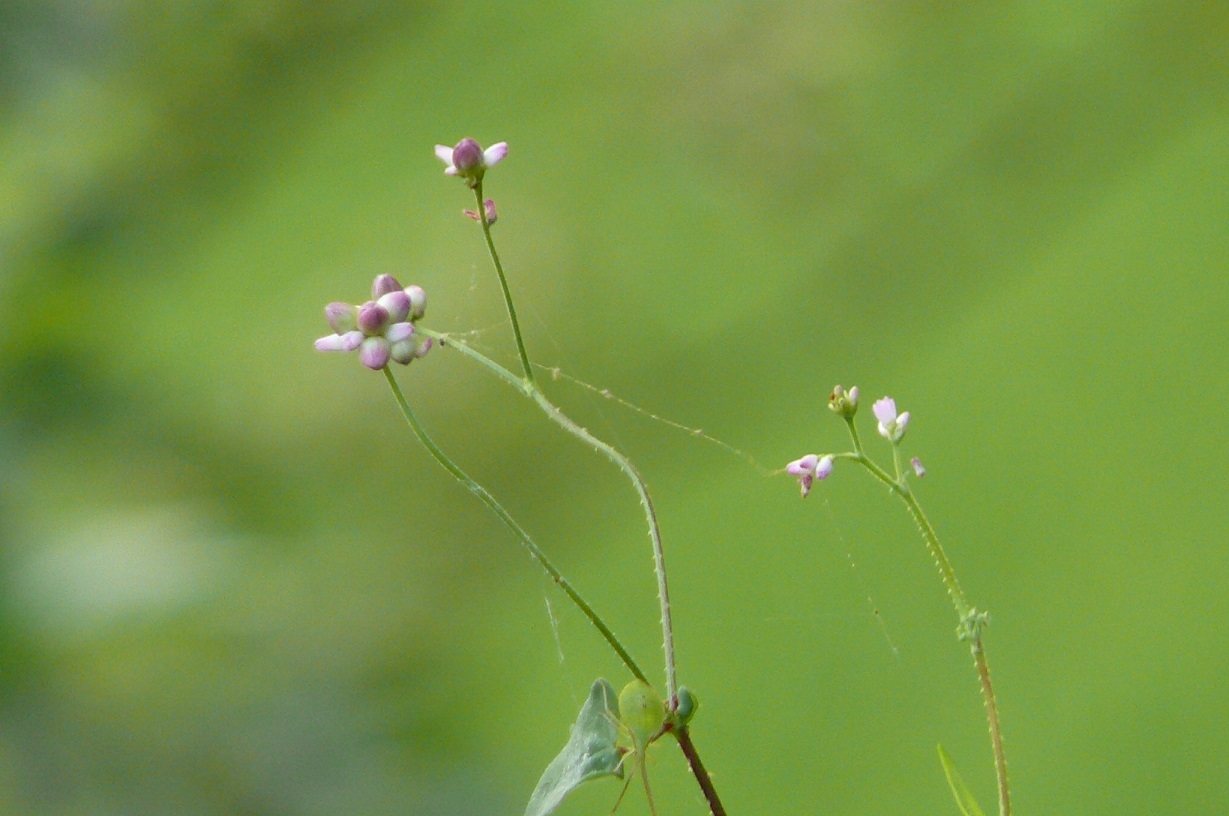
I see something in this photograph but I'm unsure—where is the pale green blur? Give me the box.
[1,2,1227,814]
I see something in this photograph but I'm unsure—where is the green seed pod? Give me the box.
[674,686,699,725]
[618,679,665,751]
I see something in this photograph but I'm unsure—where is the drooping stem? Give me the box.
[448,185,698,803]
[473,181,534,386]
[840,415,1009,816]
[381,366,645,683]
[420,329,678,703]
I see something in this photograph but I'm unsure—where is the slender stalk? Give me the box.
[974,647,1011,816]
[473,181,534,386]
[673,727,727,816]
[420,329,679,703]
[448,187,703,806]
[841,414,1008,816]
[381,366,645,683]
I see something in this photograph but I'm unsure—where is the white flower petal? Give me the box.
[483,141,508,166]
[314,334,349,352]
[872,397,897,425]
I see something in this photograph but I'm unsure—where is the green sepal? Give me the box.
[937,744,987,816]
[523,679,624,816]
[674,686,699,725]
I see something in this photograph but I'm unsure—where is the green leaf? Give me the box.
[937,744,987,816]
[523,679,625,816]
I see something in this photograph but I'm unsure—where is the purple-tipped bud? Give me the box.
[378,290,411,323]
[814,455,835,480]
[372,274,403,298]
[359,336,391,370]
[324,302,358,334]
[404,285,427,320]
[451,138,484,173]
[413,336,433,359]
[911,456,926,478]
[357,302,390,335]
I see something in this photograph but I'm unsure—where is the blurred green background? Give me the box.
[2,1,1227,814]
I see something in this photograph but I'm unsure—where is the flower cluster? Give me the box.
[785,388,922,497]
[786,453,834,498]
[315,274,431,370]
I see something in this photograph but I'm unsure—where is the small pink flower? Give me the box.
[435,139,508,187]
[873,396,910,443]
[786,453,834,498]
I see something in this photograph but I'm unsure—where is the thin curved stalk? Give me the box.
[421,329,678,703]
[382,366,645,683]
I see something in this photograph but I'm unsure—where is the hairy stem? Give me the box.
[673,727,727,816]
[842,416,1008,816]
[974,645,1011,816]
[420,331,717,803]
[420,330,679,702]
[382,366,645,683]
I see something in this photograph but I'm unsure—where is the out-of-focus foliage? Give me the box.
[1,2,1227,814]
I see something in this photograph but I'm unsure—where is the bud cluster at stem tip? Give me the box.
[828,384,859,418]
[314,274,432,370]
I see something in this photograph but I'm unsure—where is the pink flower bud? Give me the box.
[404,285,426,320]
[372,274,403,297]
[357,302,390,335]
[377,290,411,323]
[324,302,358,334]
[358,336,391,370]
[451,138,484,172]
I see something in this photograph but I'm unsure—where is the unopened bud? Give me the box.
[828,384,860,418]
[451,138,484,173]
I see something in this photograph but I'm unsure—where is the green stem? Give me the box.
[381,366,645,683]
[841,415,1008,816]
[474,181,534,386]
[421,329,679,703]
[975,647,1011,816]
